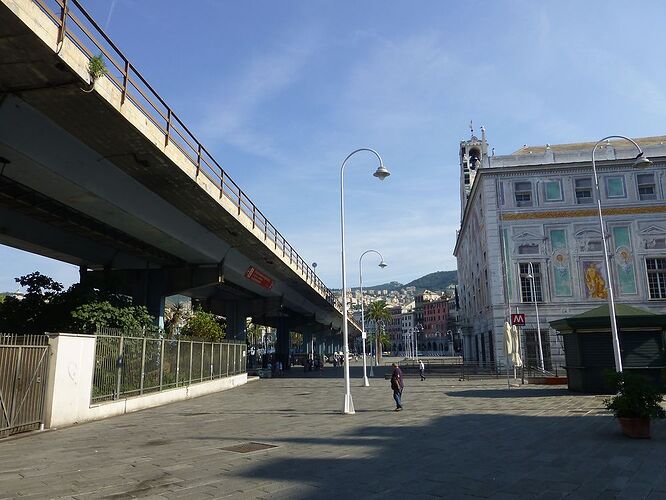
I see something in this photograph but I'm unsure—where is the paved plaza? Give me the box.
[1,363,665,499]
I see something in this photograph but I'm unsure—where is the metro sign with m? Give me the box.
[511,313,526,326]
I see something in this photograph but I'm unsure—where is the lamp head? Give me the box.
[378,260,388,269]
[373,164,391,180]
[632,152,652,169]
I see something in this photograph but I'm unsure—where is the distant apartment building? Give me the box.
[423,297,448,338]
[454,129,666,368]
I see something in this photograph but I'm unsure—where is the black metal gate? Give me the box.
[0,334,49,438]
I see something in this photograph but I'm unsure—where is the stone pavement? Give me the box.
[1,364,665,500]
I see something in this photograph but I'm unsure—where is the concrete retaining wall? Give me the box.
[44,333,248,429]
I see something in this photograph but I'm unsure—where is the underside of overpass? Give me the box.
[0,0,357,365]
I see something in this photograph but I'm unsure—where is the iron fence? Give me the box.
[92,335,246,403]
[0,334,50,438]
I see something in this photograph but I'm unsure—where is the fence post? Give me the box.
[164,108,171,147]
[121,59,129,105]
[115,336,124,400]
[175,339,181,387]
[199,342,204,383]
[210,343,214,379]
[140,337,147,395]
[56,0,69,48]
[226,344,230,377]
[219,343,223,378]
[159,338,165,391]
[188,341,193,386]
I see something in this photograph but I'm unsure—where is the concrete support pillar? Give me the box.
[124,269,167,330]
[275,317,290,370]
[303,332,311,358]
[223,301,249,341]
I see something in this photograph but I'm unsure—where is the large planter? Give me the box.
[618,417,651,439]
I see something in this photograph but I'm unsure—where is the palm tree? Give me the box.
[164,301,189,337]
[366,300,392,363]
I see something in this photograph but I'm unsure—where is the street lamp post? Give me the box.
[591,136,651,373]
[414,323,423,362]
[527,262,544,372]
[359,250,388,387]
[339,149,390,414]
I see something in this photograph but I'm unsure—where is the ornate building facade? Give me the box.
[454,132,666,368]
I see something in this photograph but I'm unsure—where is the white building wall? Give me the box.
[456,138,666,369]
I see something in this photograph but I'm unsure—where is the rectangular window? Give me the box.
[637,173,656,201]
[646,258,666,299]
[544,180,563,201]
[575,178,593,204]
[514,182,533,207]
[519,262,543,302]
[606,176,626,198]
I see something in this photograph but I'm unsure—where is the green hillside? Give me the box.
[405,270,457,291]
[348,270,457,292]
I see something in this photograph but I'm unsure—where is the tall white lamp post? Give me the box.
[591,136,651,373]
[414,323,423,362]
[359,249,387,387]
[340,148,390,414]
[527,262,544,372]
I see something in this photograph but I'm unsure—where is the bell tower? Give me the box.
[459,123,489,218]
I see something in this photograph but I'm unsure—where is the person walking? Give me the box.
[390,362,404,411]
[419,359,426,381]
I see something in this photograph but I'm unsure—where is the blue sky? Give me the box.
[3,0,666,291]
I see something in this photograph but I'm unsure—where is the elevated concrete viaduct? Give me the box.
[0,0,357,367]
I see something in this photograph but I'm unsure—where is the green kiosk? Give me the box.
[550,304,666,393]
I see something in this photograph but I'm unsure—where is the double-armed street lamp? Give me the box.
[591,136,651,373]
[339,149,390,414]
[359,250,387,387]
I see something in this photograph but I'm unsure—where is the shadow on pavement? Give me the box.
[227,413,666,498]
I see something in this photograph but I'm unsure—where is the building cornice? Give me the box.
[501,204,666,221]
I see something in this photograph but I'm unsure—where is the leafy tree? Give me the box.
[290,331,303,349]
[181,307,225,342]
[71,301,155,333]
[0,272,65,333]
[0,272,158,335]
[367,300,392,362]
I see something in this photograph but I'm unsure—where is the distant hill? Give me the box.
[350,270,457,292]
[405,271,457,291]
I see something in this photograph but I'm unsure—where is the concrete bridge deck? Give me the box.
[1,364,665,499]
[0,0,356,342]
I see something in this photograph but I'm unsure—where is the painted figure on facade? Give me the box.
[584,263,608,299]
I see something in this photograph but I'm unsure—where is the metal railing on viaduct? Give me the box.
[31,0,342,312]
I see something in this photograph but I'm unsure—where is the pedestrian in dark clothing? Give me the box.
[390,362,404,411]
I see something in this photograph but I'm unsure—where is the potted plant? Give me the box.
[604,371,665,438]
